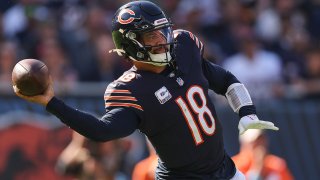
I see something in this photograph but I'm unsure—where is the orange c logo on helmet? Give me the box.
[118,9,135,24]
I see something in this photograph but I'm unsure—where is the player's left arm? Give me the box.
[181,30,279,134]
[201,59,279,134]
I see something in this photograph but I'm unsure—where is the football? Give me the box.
[12,59,50,96]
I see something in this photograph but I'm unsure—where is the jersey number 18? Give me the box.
[175,86,216,145]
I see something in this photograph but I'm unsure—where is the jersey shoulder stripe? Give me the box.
[105,102,143,111]
[104,84,143,111]
[105,89,131,94]
[174,29,204,55]
[104,96,137,101]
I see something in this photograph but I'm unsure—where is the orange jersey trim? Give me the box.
[188,32,195,40]
[105,102,143,111]
[195,37,200,48]
[104,96,137,101]
[188,31,202,49]
[105,89,131,94]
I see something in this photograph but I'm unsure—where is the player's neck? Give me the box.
[133,61,167,74]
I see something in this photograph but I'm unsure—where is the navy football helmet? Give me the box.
[110,1,175,66]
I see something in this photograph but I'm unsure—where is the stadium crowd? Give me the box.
[0,0,319,179]
[0,0,320,99]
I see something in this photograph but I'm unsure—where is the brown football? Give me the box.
[12,59,50,96]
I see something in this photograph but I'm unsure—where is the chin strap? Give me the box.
[109,49,172,66]
[109,48,172,66]
[109,48,138,62]
[109,49,126,56]
[147,52,172,66]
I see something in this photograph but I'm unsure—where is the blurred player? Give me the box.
[55,131,125,180]
[13,1,279,179]
[132,139,157,180]
[232,129,293,180]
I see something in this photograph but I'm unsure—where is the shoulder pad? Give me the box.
[113,71,137,85]
[174,29,204,54]
[104,80,143,111]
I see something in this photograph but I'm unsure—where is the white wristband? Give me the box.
[226,83,253,113]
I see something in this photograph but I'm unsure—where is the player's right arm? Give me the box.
[13,72,142,141]
[46,97,140,141]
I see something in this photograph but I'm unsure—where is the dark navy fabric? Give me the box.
[46,29,257,179]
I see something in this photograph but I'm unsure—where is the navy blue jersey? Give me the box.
[104,30,238,177]
[46,29,256,179]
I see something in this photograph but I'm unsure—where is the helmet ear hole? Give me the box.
[137,52,145,59]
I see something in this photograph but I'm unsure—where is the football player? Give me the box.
[14,1,279,179]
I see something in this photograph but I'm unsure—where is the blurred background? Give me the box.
[0,0,319,179]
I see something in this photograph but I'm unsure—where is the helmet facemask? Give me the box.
[130,26,175,66]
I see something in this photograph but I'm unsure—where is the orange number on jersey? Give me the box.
[118,72,135,82]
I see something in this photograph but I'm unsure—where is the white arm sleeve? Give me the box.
[225,83,253,113]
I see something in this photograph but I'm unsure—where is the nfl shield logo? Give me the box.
[176,77,184,86]
[155,86,172,104]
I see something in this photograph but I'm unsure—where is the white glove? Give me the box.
[238,114,279,135]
